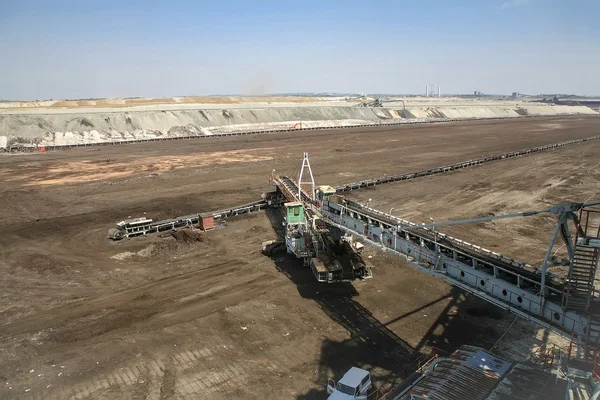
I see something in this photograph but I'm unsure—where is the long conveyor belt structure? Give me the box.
[109,192,284,239]
[335,134,600,192]
[320,195,599,343]
[111,134,600,240]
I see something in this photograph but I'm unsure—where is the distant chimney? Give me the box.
[425,86,429,97]
[438,86,441,97]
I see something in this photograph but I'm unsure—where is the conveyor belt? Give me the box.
[320,195,600,340]
[276,176,313,203]
[273,174,558,287]
[270,173,599,340]
[109,193,284,239]
[341,199,565,291]
[335,135,600,192]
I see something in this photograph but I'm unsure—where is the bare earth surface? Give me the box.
[0,116,599,399]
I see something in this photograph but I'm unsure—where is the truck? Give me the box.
[327,367,373,400]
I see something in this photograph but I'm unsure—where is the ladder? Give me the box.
[565,208,600,314]
[565,244,599,313]
[564,209,600,361]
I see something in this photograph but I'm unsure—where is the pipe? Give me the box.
[590,381,600,400]
[427,356,447,372]
[401,200,600,231]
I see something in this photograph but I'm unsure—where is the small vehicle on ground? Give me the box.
[327,367,373,400]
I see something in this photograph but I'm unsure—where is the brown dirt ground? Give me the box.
[0,116,599,399]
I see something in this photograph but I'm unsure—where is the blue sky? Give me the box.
[0,0,598,100]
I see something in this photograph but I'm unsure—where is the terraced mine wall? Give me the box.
[0,104,596,148]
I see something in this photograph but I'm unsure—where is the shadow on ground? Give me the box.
[265,208,520,399]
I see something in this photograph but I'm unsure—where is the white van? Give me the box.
[327,367,373,399]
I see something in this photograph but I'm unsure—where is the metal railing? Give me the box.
[343,200,559,283]
[322,200,596,341]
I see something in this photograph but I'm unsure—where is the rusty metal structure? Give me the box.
[381,345,571,400]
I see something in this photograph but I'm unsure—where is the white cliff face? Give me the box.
[0,104,596,148]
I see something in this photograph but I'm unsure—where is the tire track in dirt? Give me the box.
[158,360,174,400]
[10,337,292,399]
[0,260,286,398]
[0,260,278,339]
[4,117,599,399]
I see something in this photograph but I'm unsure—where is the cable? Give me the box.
[290,158,302,179]
[583,160,600,204]
[283,157,301,181]
[490,315,518,352]
[551,159,600,258]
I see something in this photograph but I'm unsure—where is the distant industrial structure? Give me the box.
[425,85,441,97]
[472,91,526,99]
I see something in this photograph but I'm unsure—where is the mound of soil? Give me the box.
[170,229,204,243]
[136,244,155,257]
